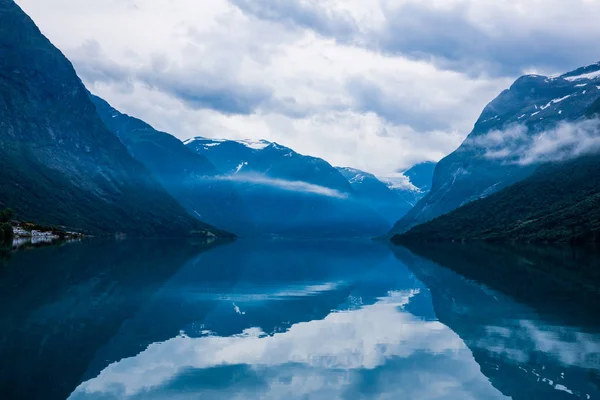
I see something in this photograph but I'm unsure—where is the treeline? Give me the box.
[394,155,600,244]
[0,208,14,245]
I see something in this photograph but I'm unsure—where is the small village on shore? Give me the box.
[1,208,85,249]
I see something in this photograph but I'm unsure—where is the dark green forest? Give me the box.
[394,154,600,244]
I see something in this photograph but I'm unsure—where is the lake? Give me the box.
[1,239,599,399]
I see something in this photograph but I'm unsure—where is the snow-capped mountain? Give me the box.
[186,137,390,237]
[186,137,354,192]
[389,62,600,236]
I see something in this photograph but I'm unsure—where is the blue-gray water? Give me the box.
[1,239,599,399]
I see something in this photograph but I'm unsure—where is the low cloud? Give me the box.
[214,174,348,198]
[469,119,600,165]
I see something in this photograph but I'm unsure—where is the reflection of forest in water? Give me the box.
[0,238,222,400]
[396,243,600,400]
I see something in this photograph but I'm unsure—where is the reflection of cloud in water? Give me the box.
[479,319,600,398]
[175,281,346,303]
[70,290,507,399]
[482,321,600,370]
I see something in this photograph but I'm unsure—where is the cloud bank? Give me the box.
[15,0,600,174]
[215,174,349,198]
[470,119,600,165]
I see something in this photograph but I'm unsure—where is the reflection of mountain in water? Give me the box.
[395,244,600,400]
[5,239,599,399]
[69,240,506,400]
[79,240,426,378]
[0,239,221,400]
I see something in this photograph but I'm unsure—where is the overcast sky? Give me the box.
[16,0,600,175]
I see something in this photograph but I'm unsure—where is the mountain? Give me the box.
[0,0,229,237]
[389,63,600,236]
[186,137,390,237]
[393,153,600,244]
[186,137,354,190]
[91,95,252,235]
[335,167,419,224]
[393,69,600,244]
[401,161,437,192]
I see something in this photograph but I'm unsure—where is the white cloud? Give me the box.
[214,174,349,198]
[469,119,600,165]
[13,0,599,175]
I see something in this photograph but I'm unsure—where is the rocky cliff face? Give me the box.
[0,0,228,237]
[389,63,600,236]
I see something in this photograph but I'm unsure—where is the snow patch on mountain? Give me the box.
[563,70,600,82]
[235,139,271,150]
[540,94,572,111]
[337,167,368,184]
[235,162,248,174]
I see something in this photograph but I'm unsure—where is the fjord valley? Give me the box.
[0,0,424,239]
[2,0,600,399]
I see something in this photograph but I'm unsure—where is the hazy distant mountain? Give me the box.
[186,137,390,237]
[336,167,419,224]
[402,161,437,192]
[91,95,252,235]
[0,0,228,237]
[389,62,600,237]
[186,137,354,190]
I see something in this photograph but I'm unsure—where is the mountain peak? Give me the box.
[184,137,276,151]
[234,138,272,150]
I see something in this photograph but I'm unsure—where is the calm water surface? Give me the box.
[1,239,599,399]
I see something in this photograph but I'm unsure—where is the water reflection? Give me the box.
[1,239,599,399]
[396,244,600,400]
[0,238,221,400]
[69,240,503,399]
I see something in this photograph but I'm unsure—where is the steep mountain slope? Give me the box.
[0,0,230,237]
[389,63,600,236]
[186,137,390,237]
[336,167,418,224]
[91,96,252,234]
[393,153,600,244]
